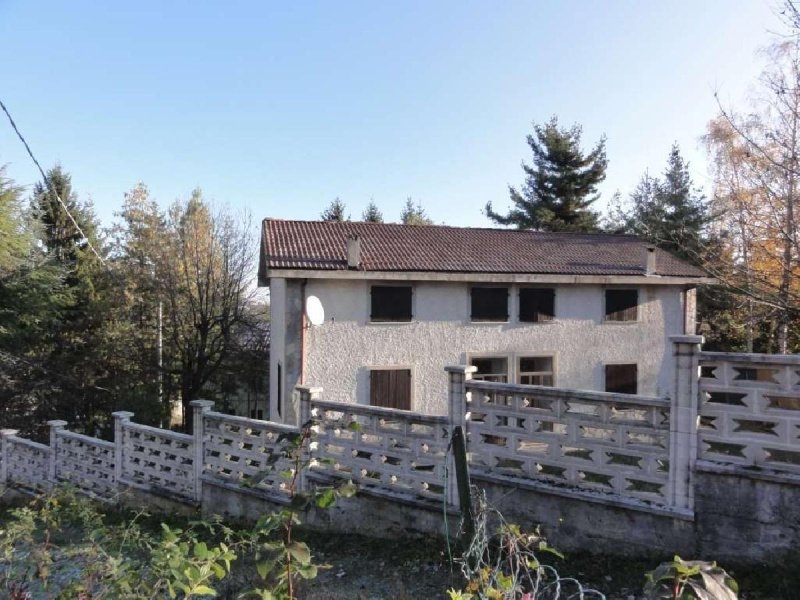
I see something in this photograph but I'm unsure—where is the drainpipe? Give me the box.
[300,279,307,385]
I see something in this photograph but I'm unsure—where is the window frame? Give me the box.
[369,283,414,323]
[603,288,639,323]
[604,363,638,395]
[469,285,510,322]
[468,353,511,383]
[518,287,556,323]
[517,355,556,387]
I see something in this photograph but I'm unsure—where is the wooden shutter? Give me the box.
[370,369,411,410]
[519,288,555,322]
[605,364,637,394]
[605,289,638,322]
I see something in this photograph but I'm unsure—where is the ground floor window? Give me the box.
[369,368,412,410]
[605,363,638,394]
[518,356,554,386]
[470,356,509,382]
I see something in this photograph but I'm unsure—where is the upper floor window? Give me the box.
[519,288,555,322]
[471,286,509,322]
[371,285,412,322]
[605,289,638,322]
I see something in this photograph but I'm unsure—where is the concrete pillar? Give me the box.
[295,385,322,494]
[112,411,134,492]
[190,400,214,503]
[47,420,68,484]
[444,365,476,507]
[0,429,19,487]
[668,334,703,511]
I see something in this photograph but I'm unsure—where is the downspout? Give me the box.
[300,279,307,385]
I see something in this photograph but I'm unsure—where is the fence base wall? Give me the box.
[695,463,800,562]
[201,480,459,540]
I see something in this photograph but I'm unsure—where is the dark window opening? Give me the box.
[370,285,413,322]
[250,409,264,420]
[605,364,638,395]
[605,289,638,322]
[519,288,555,322]
[471,287,509,321]
[370,369,412,410]
[277,362,282,417]
[470,356,509,383]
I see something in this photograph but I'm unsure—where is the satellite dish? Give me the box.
[305,296,325,326]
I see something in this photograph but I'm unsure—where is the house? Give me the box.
[258,219,711,422]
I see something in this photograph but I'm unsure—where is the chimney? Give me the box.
[347,235,361,269]
[645,245,657,276]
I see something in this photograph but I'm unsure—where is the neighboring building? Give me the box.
[258,219,711,422]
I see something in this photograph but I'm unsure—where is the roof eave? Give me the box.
[263,267,715,286]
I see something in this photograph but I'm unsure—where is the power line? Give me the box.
[0,97,106,264]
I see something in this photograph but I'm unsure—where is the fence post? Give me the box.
[0,429,19,487]
[190,400,214,504]
[46,420,68,485]
[295,386,322,494]
[668,334,704,512]
[112,411,134,493]
[445,365,477,507]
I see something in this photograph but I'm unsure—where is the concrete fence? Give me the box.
[2,334,800,561]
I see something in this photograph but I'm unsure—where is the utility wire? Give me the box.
[0,97,106,264]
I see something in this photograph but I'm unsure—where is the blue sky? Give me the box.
[0,1,783,232]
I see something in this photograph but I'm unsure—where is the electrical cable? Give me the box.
[0,97,106,264]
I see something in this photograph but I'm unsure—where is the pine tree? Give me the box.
[486,117,607,232]
[400,197,433,225]
[320,197,348,221]
[610,144,709,263]
[31,165,97,264]
[361,200,384,223]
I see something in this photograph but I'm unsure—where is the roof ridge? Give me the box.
[263,218,643,239]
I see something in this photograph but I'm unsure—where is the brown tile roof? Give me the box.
[259,219,707,282]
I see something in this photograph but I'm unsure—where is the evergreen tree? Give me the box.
[609,144,709,264]
[400,197,433,225]
[486,117,607,232]
[320,197,348,221]
[361,200,384,223]
[31,165,97,264]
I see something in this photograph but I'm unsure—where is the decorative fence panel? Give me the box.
[465,380,672,505]
[699,351,800,474]
[310,399,451,505]
[202,412,298,502]
[55,430,116,499]
[120,423,195,500]
[6,437,52,493]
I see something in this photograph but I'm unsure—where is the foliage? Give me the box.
[242,412,357,599]
[400,197,433,225]
[607,144,710,264]
[361,200,384,223]
[0,487,238,599]
[703,37,800,353]
[449,489,604,599]
[643,556,738,600]
[486,116,607,232]
[320,197,348,221]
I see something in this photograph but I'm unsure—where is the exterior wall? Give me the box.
[300,279,686,414]
[268,277,286,421]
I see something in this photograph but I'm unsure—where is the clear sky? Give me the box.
[0,1,785,232]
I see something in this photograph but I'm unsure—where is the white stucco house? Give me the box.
[258,219,711,421]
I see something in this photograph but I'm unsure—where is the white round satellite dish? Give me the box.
[305,296,325,326]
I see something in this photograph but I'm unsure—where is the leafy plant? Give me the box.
[644,556,738,600]
[241,415,356,599]
[450,489,604,599]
